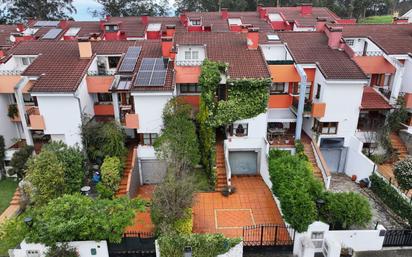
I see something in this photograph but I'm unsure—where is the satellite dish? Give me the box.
[9,35,16,43]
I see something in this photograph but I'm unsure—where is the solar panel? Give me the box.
[118,46,142,73]
[42,28,62,39]
[34,21,60,27]
[135,58,168,86]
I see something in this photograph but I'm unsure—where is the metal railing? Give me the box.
[354,51,384,57]
[291,96,312,113]
[175,60,203,66]
[0,70,24,75]
[311,139,332,189]
[223,141,231,187]
[87,70,116,76]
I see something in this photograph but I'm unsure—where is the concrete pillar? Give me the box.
[389,64,405,104]
[14,78,33,146]
[295,64,307,140]
[112,92,120,122]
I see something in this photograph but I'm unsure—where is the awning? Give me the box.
[267,108,297,122]
[0,75,21,94]
[268,64,301,83]
[353,56,396,75]
[175,66,201,84]
[361,86,392,110]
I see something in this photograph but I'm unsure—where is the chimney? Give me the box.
[221,8,228,20]
[247,27,259,50]
[59,20,69,29]
[300,3,313,15]
[141,13,148,25]
[257,4,263,12]
[161,37,173,59]
[16,23,25,32]
[316,17,327,32]
[105,15,111,22]
[0,50,5,58]
[78,38,92,59]
[99,20,105,30]
[259,7,267,19]
[325,25,343,49]
[166,24,176,37]
[180,10,188,26]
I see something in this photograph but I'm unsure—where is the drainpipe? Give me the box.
[294,64,307,140]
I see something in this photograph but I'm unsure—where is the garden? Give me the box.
[0,120,146,255]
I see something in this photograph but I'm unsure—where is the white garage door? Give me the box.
[141,159,167,184]
[229,151,258,175]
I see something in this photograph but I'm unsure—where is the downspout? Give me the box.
[294,64,307,140]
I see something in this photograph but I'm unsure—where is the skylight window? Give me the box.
[268,13,284,22]
[147,23,162,32]
[42,28,63,39]
[267,34,280,41]
[228,18,242,26]
[65,27,81,37]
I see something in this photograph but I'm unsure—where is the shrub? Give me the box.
[320,192,372,229]
[45,243,79,257]
[0,216,29,255]
[172,208,193,235]
[8,145,34,179]
[97,156,123,198]
[42,142,86,194]
[394,157,412,191]
[158,233,241,257]
[370,173,412,225]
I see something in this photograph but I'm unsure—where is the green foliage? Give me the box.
[151,174,195,234]
[45,243,79,257]
[269,151,323,232]
[97,156,123,199]
[294,140,308,161]
[0,178,18,213]
[0,216,29,255]
[26,194,145,245]
[0,135,5,172]
[359,15,393,24]
[7,104,18,119]
[25,150,66,206]
[370,173,412,225]
[394,157,412,191]
[387,96,409,132]
[367,154,387,165]
[93,0,169,17]
[154,98,200,176]
[8,145,34,179]
[319,192,372,230]
[42,142,85,194]
[81,120,127,162]
[158,232,241,257]
[172,208,193,235]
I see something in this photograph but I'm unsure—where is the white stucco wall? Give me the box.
[400,56,412,93]
[230,113,267,139]
[175,45,206,63]
[34,94,82,147]
[260,44,293,61]
[344,136,376,182]
[345,38,384,56]
[132,93,172,134]
[217,242,243,257]
[76,77,95,117]
[0,94,19,148]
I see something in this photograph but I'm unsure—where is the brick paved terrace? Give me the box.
[125,185,155,233]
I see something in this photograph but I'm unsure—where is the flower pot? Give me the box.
[351,175,357,181]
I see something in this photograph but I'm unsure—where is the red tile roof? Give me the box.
[175,32,270,79]
[0,25,18,48]
[361,86,391,110]
[265,7,340,27]
[336,24,412,55]
[66,21,102,38]
[278,32,367,80]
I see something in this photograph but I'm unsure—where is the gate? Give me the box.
[108,231,156,257]
[383,230,412,247]
[243,224,295,252]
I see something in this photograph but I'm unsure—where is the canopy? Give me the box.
[267,108,297,122]
[268,64,301,83]
[353,56,396,75]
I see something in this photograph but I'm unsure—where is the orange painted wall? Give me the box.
[94,104,115,116]
[268,95,292,108]
[178,95,200,108]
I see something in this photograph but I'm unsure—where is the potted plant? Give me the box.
[340,247,354,257]
[8,104,19,119]
[221,185,236,197]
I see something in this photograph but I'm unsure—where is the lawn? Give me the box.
[0,178,18,214]
[359,15,393,24]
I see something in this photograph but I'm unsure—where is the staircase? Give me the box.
[390,133,408,160]
[301,136,324,181]
[116,146,135,197]
[9,189,21,206]
[0,188,21,224]
[215,142,228,192]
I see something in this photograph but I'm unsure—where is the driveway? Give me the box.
[193,176,285,238]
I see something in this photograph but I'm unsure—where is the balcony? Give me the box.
[267,128,295,147]
[94,103,115,116]
[26,106,45,130]
[291,96,312,115]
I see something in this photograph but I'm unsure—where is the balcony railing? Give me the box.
[0,70,24,75]
[354,51,383,57]
[267,131,295,146]
[87,70,116,76]
[175,60,203,66]
[291,96,312,113]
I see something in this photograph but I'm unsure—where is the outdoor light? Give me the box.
[183,246,192,257]
[24,217,33,228]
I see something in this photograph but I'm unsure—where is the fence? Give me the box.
[108,231,156,257]
[126,147,140,199]
[383,230,412,247]
[243,224,295,250]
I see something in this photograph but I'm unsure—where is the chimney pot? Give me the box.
[259,7,267,19]
[221,8,228,20]
[247,27,260,50]
[78,38,92,59]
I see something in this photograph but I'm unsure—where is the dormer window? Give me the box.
[233,123,248,137]
[105,24,118,32]
[184,48,199,60]
[20,57,36,66]
[190,18,201,26]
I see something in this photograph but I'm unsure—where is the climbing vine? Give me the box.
[197,59,270,182]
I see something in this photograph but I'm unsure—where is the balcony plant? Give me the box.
[7,104,18,119]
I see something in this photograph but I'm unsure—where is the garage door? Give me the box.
[141,159,167,184]
[229,151,257,175]
[320,148,342,172]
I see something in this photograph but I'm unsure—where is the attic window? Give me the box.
[190,18,201,26]
[147,23,161,32]
[267,34,280,41]
[105,24,118,32]
[345,39,354,46]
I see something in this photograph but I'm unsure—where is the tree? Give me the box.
[5,0,76,23]
[25,150,66,206]
[320,192,372,229]
[394,157,412,192]
[26,194,145,245]
[96,156,123,198]
[8,145,34,179]
[93,0,170,17]
[0,135,5,180]
[45,244,79,257]
[154,98,200,177]
[42,142,85,194]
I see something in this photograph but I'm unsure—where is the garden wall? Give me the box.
[344,136,376,182]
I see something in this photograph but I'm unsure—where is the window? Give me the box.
[292,82,311,99]
[270,83,286,94]
[184,49,199,60]
[190,19,201,26]
[232,123,248,137]
[23,93,34,104]
[21,57,35,66]
[311,231,324,249]
[105,25,118,32]
[97,93,112,103]
[315,84,321,99]
[179,83,201,93]
[313,120,338,135]
[108,56,121,69]
[143,133,158,145]
[346,39,354,46]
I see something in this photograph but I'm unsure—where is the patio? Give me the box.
[192,176,285,238]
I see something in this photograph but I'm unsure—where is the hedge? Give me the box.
[370,173,412,225]
[158,233,240,257]
[97,156,124,198]
[172,208,193,235]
